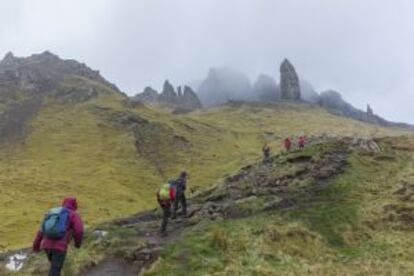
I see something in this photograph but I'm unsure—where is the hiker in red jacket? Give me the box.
[284,137,292,151]
[33,197,84,276]
[157,183,175,236]
[298,136,305,150]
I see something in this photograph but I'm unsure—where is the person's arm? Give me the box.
[32,230,43,252]
[157,190,162,205]
[71,212,84,248]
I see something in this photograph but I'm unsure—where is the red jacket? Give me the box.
[298,136,305,146]
[33,197,84,252]
[157,187,175,207]
[284,138,292,149]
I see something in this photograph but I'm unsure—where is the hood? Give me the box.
[62,197,78,210]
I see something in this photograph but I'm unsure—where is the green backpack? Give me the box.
[159,183,171,201]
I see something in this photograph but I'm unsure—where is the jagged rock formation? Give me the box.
[0,51,119,95]
[0,50,123,145]
[159,80,177,101]
[197,67,254,107]
[132,80,202,112]
[280,59,301,100]
[133,86,158,103]
[253,74,280,101]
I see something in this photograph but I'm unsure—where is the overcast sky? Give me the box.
[0,0,413,123]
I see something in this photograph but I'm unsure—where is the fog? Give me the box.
[0,0,413,123]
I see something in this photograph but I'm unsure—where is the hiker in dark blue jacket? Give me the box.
[172,171,188,219]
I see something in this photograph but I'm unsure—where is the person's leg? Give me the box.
[181,193,187,216]
[46,250,53,263]
[161,206,169,234]
[171,192,181,218]
[48,249,66,276]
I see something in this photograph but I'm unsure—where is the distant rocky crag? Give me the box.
[0,51,119,96]
[0,51,123,144]
[132,80,202,112]
[195,59,412,128]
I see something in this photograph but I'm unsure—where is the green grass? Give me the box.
[0,92,409,251]
[146,139,414,275]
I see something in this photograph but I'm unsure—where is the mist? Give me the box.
[0,0,413,123]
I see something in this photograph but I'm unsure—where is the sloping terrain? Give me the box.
[0,53,412,270]
[0,95,407,251]
[6,135,414,275]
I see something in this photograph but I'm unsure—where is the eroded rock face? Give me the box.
[280,59,301,100]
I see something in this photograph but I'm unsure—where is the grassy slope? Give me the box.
[146,137,414,275]
[0,95,408,250]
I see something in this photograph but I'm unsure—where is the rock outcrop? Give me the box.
[132,80,202,112]
[0,51,120,95]
[280,59,301,100]
[181,85,202,110]
[133,87,158,103]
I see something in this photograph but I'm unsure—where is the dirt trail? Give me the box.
[80,139,359,276]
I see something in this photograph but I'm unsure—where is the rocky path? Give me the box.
[80,139,374,276]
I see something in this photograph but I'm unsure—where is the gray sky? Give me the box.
[0,0,413,123]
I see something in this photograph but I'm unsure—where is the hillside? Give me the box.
[0,52,413,274]
[4,135,413,275]
[0,92,409,251]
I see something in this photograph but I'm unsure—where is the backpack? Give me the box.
[41,207,69,240]
[159,183,171,201]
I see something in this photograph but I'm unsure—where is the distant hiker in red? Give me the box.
[298,136,305,150]
[157,182,175,236]
[284,137,292,151]
[33,197,84,276]
[262,143,271,162]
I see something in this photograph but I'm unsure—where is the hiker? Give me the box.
[262,143,271,162]
[33,197,83,276]
[157,182,175,236]
[298,136,305,150]
[172,171,188,219]
[284,137,292,152]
